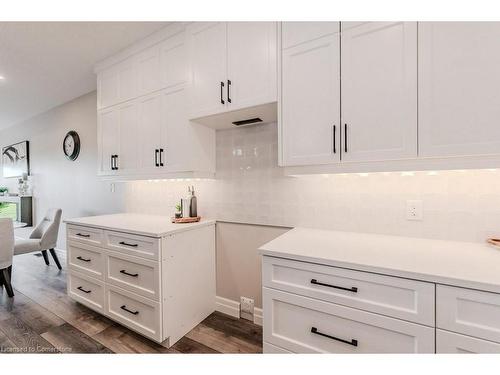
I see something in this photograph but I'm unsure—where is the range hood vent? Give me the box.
[232,117,263,126]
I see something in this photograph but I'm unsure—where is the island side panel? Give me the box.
[161,223,216,346]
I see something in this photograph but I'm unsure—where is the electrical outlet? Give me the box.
[240,296,254,321]
[406,200,423,221]
[110,183,115,193]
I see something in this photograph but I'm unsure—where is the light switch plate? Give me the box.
[406,200,423,221]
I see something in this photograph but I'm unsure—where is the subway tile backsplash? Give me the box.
[125,122,500,243]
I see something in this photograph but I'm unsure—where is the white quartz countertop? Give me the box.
[64,213,216,238]
[260,227,500,294]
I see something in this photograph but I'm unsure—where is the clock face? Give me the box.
[63,131,80,161]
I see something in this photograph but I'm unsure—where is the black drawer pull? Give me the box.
[311,279,358,293]
[311,327,358,347]
[77,286,91,294]
[120,305,139,315]
[120,270,139,277]
[119,241,138,247]
[76,256,91,262]
[76,233,90,238]
[220,81,225,104]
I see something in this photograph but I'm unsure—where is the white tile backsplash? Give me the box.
[125,122,500,243]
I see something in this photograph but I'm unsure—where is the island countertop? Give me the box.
[260,227,500,294]
[64,213,216,238]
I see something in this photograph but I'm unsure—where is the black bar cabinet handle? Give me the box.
[119,241,138,248]
[227,79,232,103]
[120,305,139,315]
[311,327,358,347]
[111,155,114,170]
[333,125,336,154]
[159,148,164,167]
[76,256,91,262]
[220,81,225,104]
[77,286,91,294]
[311,279,358,293]
[120,269,139,277]
[344,124,348,153]
[76,233,90,238]
[155,149,159,167]
[114,155,119,170]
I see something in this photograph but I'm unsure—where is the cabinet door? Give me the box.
[341,22,417,162]
[116,102,139,173]
[281,28,340,166]
[98,108,120,174]
[188,22,227,119]
[118,59,138,103]
[160,32,188,89]
[160,87,190,172]
[226,22,277,111]
[98,68,119,109]
[436,329,500,354]
[137,45,161,96]
[419,22,500,157]
[138,93,162,171]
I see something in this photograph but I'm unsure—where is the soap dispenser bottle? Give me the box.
[190,185,197,217]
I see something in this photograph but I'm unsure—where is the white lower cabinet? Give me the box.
[436,329,500,354]
[262,254,500,353]
[67,223,216,346]
[263,288,434,353]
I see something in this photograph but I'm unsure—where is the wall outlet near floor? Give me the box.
[240,296,254,321]
[406,200,423,221]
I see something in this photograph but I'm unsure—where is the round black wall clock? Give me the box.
[63,130,81,161]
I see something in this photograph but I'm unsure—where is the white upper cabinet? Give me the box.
[419,22,500,157]
[341,22,417,162]
[187,22,278,128]
[95,24,215,179]
[226,22,277,111]
[188,22,227,119]
[281,24,340,166]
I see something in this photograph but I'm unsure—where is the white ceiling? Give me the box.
[0,22,170,130]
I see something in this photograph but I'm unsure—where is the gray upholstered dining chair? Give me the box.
[14,208,63,270]
[0,218,15,297]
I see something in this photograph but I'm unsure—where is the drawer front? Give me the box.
[436,329,500,353]
[67,241,105,279]
[104,230,160,260]
[263,256,435,326]
[437,285,500,343]
[263,342,292,353]
[106,251,160,301]
[263,287,435,353]
[67,225,103,246]
[105,285,161,342]
[68,271,105,313]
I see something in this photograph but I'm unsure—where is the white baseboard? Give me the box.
[254,307,263,326]
[215,295,263,326]
[215,296,240,318]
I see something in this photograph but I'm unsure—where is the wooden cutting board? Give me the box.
[171,216,201,224]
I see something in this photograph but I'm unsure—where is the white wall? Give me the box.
[127,122,500,308]
[0,91,125,249]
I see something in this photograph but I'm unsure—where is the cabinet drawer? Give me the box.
[68,271,105,313]
[106,251,160,301]
[263,342,292,353]
[104,230,160,260]
[263,288,434,353]
[437,285,500,343]
[263,256,435,326]
[436,329,500,353]
[67,225,103,246]
[105,285,162,342]
[67,241,105,280]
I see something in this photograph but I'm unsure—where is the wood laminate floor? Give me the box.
[0,251,262,354]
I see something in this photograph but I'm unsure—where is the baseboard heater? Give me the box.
[232,117,263,126]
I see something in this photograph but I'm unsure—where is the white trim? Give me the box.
[254,307,263,326]
[215,296,240,319]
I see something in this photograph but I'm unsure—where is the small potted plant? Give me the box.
[0,187,8,196]
[175,203,182,219]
